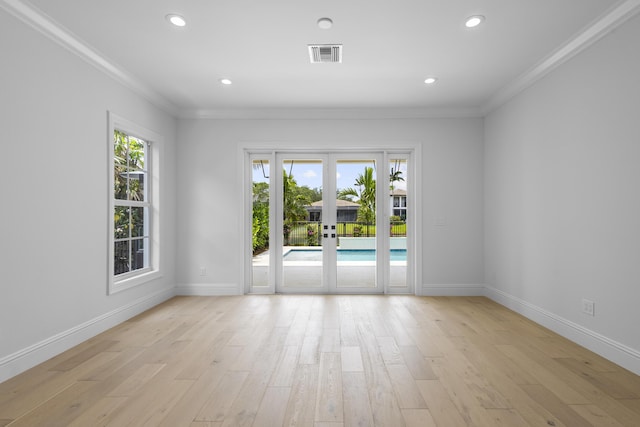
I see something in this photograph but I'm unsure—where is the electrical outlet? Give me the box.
[582,299,595,316]
[199,267,207,276]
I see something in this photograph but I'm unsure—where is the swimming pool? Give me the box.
[284,249,406,262]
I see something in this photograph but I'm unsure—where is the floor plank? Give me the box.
[283,364,319,427]
[520,383,593,426]
[386,364,427,409]
[195,370,249,422]
[315,352,343,423]
[398,345,437,380]
[416,379,467,427]
[401,408,436,427]
[300,336,321,365]
[340,346,364,373]
[270,345,301,387]
[342,372,374,426]
[253,386,291,427]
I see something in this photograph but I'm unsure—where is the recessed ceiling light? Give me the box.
[465,15,485,28]
[424,77,438,85]
[219,78,232,85]
[317,17,333,29]
[166,14,186,27]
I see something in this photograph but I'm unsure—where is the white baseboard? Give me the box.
[0,287,175,383]
[484,286,640,376]
[420,284,485,296]
[3,283,638,383]
[175,283,242,296]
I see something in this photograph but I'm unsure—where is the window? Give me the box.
[113,131,149,275]
[391,194,407,220]
[108,113,161,294]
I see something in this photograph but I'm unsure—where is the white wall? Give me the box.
[175,118,484,295]
[0,10,178,381]
[485,13,640,373]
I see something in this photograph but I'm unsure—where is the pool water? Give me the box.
[284,249,406,262]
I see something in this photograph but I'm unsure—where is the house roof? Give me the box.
[308,199,360,208]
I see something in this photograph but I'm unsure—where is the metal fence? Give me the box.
[284,221,406,246]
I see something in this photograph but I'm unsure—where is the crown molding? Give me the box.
[482,0,640,115]
[1,0,180,116]
[5,0,638,120]
[179,107,484,120]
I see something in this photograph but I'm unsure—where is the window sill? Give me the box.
[109,268,162,295]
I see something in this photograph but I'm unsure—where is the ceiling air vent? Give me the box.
[308,44,342,63]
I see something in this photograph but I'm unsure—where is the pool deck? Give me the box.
[252,246,407,288]
[253,246,407,266]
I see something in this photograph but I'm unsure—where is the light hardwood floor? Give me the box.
[1,296,639,426]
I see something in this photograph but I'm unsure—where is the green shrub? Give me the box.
[252,203,269,253]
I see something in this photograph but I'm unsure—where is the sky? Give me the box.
[253,159,407,193]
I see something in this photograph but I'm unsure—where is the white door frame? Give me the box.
[243,147,420,295]
[275,152,386,294]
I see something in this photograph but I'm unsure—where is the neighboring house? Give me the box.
[305,199,360,222]
[391,189,407,220]
[305,191,407,222]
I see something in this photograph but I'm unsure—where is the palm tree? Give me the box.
[114,130,145,201]
[283,170,310,222]
[283,168,312,244]
[389,160,405,191]
[339,166,376,226]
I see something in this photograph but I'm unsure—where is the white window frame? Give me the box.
[108,112,162,294]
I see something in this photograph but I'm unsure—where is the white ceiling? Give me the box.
[8,0,636,116]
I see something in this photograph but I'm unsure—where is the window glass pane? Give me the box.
[129,171,145,201]
[131,207,145,237]
[114,240,130,275]
[130,238,146,271]
[114,131,129,200]
[114,206,129,239]
[114,130,129,161]
[114,168,128,200]
[128,138,146,172]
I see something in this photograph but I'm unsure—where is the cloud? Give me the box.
[302,170,317,178]
[336,172,341,180]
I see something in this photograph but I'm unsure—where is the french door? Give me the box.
[248,150,412,294]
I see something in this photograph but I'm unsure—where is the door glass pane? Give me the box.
[252,159,270,287]
[336,159,377,288]
[282,159,323,288]
[389,158,408,287]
